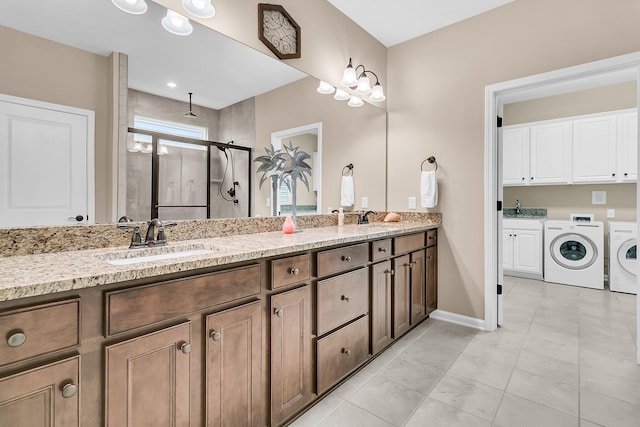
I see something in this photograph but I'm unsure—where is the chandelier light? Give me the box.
[334,89,350,101]
[317,58,385,104]
[182,0,216,19]
[347,96,364,108]
[111,0,148,15]
[317,81,336,95]
[162,9,193,36]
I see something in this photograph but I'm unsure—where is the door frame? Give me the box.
[484,52,640,363]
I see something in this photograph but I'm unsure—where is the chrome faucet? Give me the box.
[515,199,521,215]
[357,211,377,225]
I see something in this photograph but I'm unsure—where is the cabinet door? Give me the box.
[426,246,437,314]
[0,356,80,427]
[502,126,530,185]
[513,229,542,275]
[105,322,191,427]
[392,255,411,338]
[530,121,572,184]
[618,112,638,181]
[270,286,312,426]
[410,250,427,325]
[371,261,393,354]
[573,115,617,183]
[503,229,514,271]
[206,301,262,427]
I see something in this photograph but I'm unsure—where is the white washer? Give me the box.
[609,221,637,294]
[544,220,604,289]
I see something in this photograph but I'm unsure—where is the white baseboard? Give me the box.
[429,309,486,330]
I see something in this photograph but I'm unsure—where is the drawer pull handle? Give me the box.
[378,247,387,252]
[341,348,351,356]
[289,268,300,276]
[411,261,417,266]
[384,269,395,275]
[342,256,352,262]
[7,330,26,348]
[61,383,78,399]
[180,342,192,354]
[341,295,350,302]
[274,308,283,318]
[210,330,221,342]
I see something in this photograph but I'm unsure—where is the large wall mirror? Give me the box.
[0,0,387,227]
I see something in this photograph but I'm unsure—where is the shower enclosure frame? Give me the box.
[127,127,252,220]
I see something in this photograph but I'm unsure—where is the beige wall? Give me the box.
[0,25,112,222]
[387,0,640,319]
[255,76,387,217]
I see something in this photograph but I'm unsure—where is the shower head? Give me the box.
[185,92,198,118]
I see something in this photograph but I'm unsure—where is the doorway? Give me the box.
[484,52,640,363]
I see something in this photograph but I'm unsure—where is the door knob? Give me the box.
[61,382,78,398]
[274,308,283,317]
[289,268,300,276]
[385,269,395,275]
[341,348,351,356]
[342,255,352,262]
[341,295,350,302]
[378,247,387,252]
[7,330,26,347]
[68,215,84,222]
[210,330,221,341]
[180,342,192,354]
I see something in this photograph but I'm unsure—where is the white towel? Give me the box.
[421,171,438,208]
[340,176,355,207]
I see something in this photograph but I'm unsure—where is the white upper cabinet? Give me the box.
[618,112,638,182]
[502,126,530,186]
[529,121,572,185]
[572,115,617,183]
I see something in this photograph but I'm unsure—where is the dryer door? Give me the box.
[550,233,598,270]
[618,238,637,276]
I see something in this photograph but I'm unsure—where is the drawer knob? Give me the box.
[7,330,26,348]
[342,255,352,262]
[210,330,221,342]
[427,256,433,260]
[411,261,417,266]
[341,348,351,356]
[180,342,192,354]
[274,308,283,318]
[385,269,395,275]
[378,247,387,252]
[61,382,78,398]
[341,295,350,302]
[428,236,436,240]
[289,268,300,276]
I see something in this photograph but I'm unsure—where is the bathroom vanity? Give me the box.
[0,220,438,426]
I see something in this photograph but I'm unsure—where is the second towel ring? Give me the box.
[421,156,438,172]
[342,163,354,176]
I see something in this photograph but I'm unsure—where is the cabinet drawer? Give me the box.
[426,229,437,247]
[271,254,310,289]
[371,239,392,262]
[317,268,369,335]
[317,243,368,278]
[106,264,261,335]
[317,315,369,394]
[0,298,80,367]
[394,232,425,255]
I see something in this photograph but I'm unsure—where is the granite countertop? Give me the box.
[503,207,547,219]
[0,222,438,302]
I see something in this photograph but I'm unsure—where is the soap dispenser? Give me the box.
[338,208,345,227]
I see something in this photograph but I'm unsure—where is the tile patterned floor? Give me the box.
[290,277,639,426]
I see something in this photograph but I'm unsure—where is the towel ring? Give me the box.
[421,156,438,172]
[342,163,354,176]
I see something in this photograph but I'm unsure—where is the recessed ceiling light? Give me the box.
[167,82,177,88]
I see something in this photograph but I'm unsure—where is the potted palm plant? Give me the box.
[255,141,312,229]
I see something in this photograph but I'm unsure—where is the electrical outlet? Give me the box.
[607,209,615,218]
[361,197,368,209]
[408,197,417,210]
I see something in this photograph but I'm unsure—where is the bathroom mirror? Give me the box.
[0,0,387,226]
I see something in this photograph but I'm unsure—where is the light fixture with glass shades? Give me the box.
[182,0,216,18]
[333,89,350,101]
[316,81,336,95]
[162,9,193,35]
[347,95,364,108]
[341,57,385,102]
[111,0,148,15]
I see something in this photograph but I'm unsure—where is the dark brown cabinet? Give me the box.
[393,255,411,338]
[426,246,437,314]
[206,301,262,427]
[105,322,192,427]
[371,261,393,354]
[270,285,312,426]
[410,250,427,325]
[0,356,80,427]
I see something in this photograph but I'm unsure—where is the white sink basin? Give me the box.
[101,245,216,266]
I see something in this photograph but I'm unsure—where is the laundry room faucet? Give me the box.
[515,199,521,215]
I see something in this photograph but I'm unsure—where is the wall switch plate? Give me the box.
[607,209,615,218]
[408,197,417,210]
[361,197,368,209]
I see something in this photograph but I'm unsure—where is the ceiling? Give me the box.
[327,0,515,47]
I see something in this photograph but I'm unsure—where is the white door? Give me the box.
[513,229,542,274]
[502,126,530,186]
[573,114,617,183]
[0,95,94,227]
[530,121,572,184]
[503,229,514,270]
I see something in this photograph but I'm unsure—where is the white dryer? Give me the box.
[544,220,604,289]
[609,221,637,294]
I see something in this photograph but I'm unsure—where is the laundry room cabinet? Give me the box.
[503,219,543,279]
